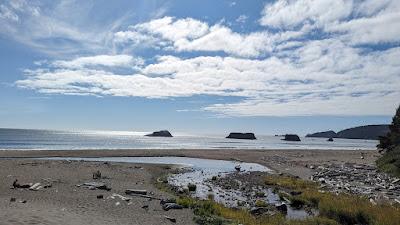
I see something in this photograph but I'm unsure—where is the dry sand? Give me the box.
[0,159,195,225]
[0,149,380,224]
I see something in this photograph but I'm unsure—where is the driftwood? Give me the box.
[124,193,162,200]
[125,189,147,195]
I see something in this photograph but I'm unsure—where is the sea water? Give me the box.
[0,128,378,150]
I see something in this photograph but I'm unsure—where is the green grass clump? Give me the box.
[264,175,318,190]
[255,199,268,207]
[264,175,400,225]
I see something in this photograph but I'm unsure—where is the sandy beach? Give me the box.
[0,149,380,224]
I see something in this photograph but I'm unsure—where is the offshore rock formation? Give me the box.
[282,134,301,141]
[226,132,256,140]
[306,130,336,138]
[306,125,389,140]
[145,130,173,137]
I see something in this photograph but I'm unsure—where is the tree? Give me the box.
[377,104,400,177]
[377,105,400,151]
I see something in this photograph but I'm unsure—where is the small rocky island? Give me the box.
[145,130,173,137]
[282,134,301,141]
[226,132,256,140]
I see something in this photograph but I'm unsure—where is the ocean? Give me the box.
[0,128,378,150]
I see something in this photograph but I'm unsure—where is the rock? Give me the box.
[29,183,42,191]
[275,203,288,213]
[111,193,132,201]
[327,138,334,142]
[162,203,184,211]
[142,205,149,209]
[97,194,104,199]
[306,130,336,138]
[307,125,390,140]
[282,134,301,141]
[93,170,102,179]
[19,200,27,204]
[145,130,173,137]
[188,183,197,192]
[160,199,176,205]
[226,132,256,140]
[125,189,148,195]
[164,216,176,223]
[234,165,241,172]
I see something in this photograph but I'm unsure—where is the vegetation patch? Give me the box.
[264,175,400,225]
[377,104,400,177]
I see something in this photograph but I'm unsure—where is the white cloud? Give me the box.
[260,0,400,45]
[16,41,400,116]
[10,1,400,117]
[236,15,248,23]
[115,16,306,57]
[326,11,400,45]
[259,0,353,28]
[52,55,144,69]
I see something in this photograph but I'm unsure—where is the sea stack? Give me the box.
[282,134,301,141]
[145,130,173,137]
[226,132,256,140]
[327,137,334,142]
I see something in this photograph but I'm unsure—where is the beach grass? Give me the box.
[156,173,400,225]
[264,175,400,225]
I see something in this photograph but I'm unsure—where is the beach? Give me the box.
[0,149,380,224]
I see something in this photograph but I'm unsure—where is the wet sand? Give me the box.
[0,148,379,179]
[0,149,379,225]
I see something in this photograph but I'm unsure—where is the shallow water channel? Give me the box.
[39,156,312,219]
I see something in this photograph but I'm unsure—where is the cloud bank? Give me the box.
[11,0,400,116]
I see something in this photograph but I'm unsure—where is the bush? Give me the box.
[377,104,400,177]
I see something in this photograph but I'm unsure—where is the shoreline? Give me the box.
[0,149,380,179]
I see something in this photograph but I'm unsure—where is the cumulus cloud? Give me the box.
[52,55,144,69]
[114,16,305,57]
[260,0,353,28]
[16,41,400,116]
[260,0,400,45]
[12,0,400,117]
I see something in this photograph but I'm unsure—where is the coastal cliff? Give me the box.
[306,125,389,140]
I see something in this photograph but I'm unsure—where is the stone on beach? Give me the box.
[162,203,184,211]
[92,170,102,179]
[29,182,42,191]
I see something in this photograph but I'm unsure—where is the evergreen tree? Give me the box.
[377,104,400,177]
[378,105,400,151]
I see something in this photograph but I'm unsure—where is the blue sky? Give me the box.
[0,0,399,135]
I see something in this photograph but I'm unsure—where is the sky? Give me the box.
[0,0,399,135]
